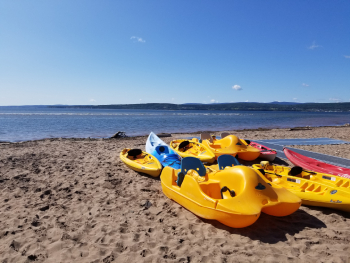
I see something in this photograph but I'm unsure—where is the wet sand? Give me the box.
[1,126,350,262]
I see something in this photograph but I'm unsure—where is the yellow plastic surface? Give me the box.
[253,162,350,212]
[201,135,260,161]
[170,139,216,163]
[160,165,301,228]
[120,148,162,177]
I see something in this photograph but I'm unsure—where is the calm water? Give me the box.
[0,107,350,142]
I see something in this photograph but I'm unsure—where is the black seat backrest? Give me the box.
[289,166,303,176]
[178,141,190,149]
[128,149,143,158]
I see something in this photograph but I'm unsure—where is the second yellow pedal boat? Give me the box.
[200,133,260,161]
[161,156,301,228]
[253,162,350,212]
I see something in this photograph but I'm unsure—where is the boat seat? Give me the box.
[217,154,240,170]
[127,149,143,158]
[178,141,190,152]
[176,157,206,186]
[200,133,213,143]
[289,166,303,176]
[221,132,230,139]
[155,145,170,155]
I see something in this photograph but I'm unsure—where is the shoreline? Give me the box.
[2,123,350,144]
[3,102,350,111]
[1,125,350,262]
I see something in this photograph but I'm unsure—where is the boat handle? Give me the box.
[220,186,236,199]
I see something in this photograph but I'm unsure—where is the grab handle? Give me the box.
[220,186,236,199]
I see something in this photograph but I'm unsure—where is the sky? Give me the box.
[1,1,350,106]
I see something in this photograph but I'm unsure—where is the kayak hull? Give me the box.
[253,162,350,212]
[284,148,350,179]
[246,141,277,161]
[120,149,162,177]
[146,132,182,170]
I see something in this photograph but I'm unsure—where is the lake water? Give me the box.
[0,107,350,142]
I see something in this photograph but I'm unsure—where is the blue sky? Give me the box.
[1,1,349,106]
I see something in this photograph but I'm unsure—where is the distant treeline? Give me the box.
[49,102,350,112]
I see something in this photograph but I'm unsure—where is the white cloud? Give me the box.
[210,99,218,103]
[344,55,350,59]
[232,85,242,91]
[302,83,309,87]
[130,36,145,43]
[293,98,298,101]
[90,99,96,102]
[139,99,142,101]
[308,41,321,50]
[245,100,249,102]
[329,98,341,102]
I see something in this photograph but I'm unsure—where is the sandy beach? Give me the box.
[1,126,350,263]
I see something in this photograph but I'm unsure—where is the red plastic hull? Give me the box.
[250,141,277,161]
[283,148,350,179]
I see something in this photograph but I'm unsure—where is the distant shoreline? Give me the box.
[51,102,350,112]
[1,102,350,112]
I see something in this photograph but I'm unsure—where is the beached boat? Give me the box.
[284,148,350,179]
[253,161,350,212]
[245,140,277,161]
[146,132,182,169]
[221,133,276,161]
[169,139,215,163]
[201,133,260,161]
[160,156,301,228]
[120,148,162,177]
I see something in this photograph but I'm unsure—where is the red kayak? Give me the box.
[248,141,277,161]
[283,148,350,179]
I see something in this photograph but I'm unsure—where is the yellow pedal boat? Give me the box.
[169,139,215,163]
[160,156,301,228]
[200,133,260,161]
[253,162,350,212]
[120,148,162,177]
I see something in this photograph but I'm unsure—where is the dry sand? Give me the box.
[1,126,350,263]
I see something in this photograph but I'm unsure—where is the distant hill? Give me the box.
[0,105,51,108]
[270,101,301,105]
[47,102,350,112]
